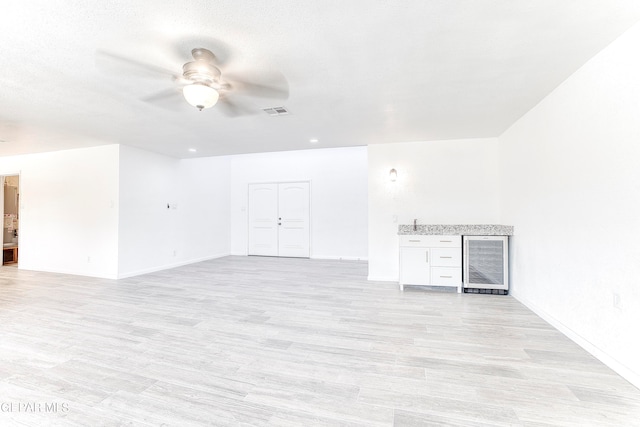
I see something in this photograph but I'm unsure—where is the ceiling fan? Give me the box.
[181,48,227,111]
[97,45,289,115]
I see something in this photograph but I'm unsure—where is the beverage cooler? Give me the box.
[463,236,509,295]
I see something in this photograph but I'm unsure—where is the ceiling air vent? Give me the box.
[262,106,289,116]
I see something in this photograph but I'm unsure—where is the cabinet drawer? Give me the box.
[399,235,461,247]
[431,248,461,267]
[431,267,462,286]
[427,235,461,248]
[399,236,430,247]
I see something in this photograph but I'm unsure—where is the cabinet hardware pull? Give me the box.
[409,240,420,242]
[440,240,452,243]
[440,276,452,278]
[440,256,452,259]
[425,251,429,263]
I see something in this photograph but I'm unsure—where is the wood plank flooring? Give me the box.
[0,256,639,426]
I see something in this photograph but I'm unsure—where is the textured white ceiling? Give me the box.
[1,1,640,158]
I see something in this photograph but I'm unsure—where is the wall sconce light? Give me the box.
[389,168,397,182]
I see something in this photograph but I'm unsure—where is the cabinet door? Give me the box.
[400,247,430,285]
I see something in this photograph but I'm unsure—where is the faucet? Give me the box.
[413,218,417,231]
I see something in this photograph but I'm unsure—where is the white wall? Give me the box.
[0,145,120,278]
[117,146,231,278]
[368,139,501,281]
[499,21,640,388]
[118,145,180,276]
[229,146,368,260]
[176,157,231,263]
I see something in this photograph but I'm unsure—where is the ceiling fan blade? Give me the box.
[140,87,192,111]
[142,87,182,103]
[96,49,180,80]
[225,73,289,100]
[217,95,259,117]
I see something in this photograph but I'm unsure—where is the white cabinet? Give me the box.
[399,235,462,292]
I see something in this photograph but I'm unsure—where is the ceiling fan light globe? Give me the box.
[183,83,219,110]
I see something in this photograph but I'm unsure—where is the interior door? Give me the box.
[247,181,310,258]
[248,183,279,256]
[278,182,310,258]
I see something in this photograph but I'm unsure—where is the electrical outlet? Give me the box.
[87,256,91,263]
[613,292,621,309]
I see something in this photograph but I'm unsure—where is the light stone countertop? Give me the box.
[398,224,514,236]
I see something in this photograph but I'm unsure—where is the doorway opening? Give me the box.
[2,175,20,267]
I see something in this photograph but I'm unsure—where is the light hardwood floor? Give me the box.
[0,256,639,426]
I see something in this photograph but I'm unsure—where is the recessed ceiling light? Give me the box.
[309,138,319,143]
[188,148,197,152]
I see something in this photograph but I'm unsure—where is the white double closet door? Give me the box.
[248,182,310,258]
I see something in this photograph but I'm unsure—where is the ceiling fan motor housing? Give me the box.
[182,48,221,86]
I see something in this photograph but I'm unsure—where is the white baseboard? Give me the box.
[511,290,640,390]
[16,265,118,280]
[117,253,229,279]
[228,253,368,261]
[311,255,368,261]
